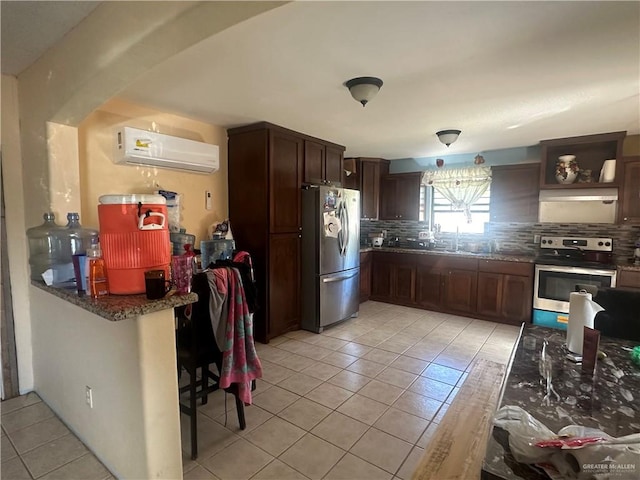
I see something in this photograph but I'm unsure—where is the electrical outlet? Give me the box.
[85,386,93,408]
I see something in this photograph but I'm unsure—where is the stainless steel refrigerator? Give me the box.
[301,185,360,333]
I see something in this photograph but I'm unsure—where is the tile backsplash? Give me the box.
[360,219,640,262]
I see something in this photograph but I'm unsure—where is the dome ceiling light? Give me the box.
[345,76,383,107]
[436,129,461,147]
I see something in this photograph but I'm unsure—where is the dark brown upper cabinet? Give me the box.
[619,156,640,224]
[490,164,540,222]
[303,140,344,185]
[343,157,389,220]
[379,172,422,221]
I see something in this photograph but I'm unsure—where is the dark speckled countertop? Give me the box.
[360,247,640,273]
[360,246,535,263]
[32,281,197,322]
[482,324,640,480]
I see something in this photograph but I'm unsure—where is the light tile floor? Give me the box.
[1,392,113,479]
[1,301,520,480]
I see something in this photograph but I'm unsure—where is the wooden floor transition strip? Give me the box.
[412,358,506,480]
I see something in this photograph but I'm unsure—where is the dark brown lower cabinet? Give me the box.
[370,252,533,325]
[394,264,416,303]
[371,256,392,300]
[415,266,443,310]
[360,252,372,302]
[476,260,533,325]
[268,233,301,338]
[443,269,477,314]
[370,253,416,304]
[618,269,640,289]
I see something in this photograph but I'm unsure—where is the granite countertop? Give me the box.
[360,247,640,271]
[617,261,640,272]
[482,324,640,480]
[359,246,535,263]
[32,281,197,322]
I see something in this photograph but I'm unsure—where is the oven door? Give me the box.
[534,264,617,314]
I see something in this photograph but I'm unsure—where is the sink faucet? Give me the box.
[454,227,460,252]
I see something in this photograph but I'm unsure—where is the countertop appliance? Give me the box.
[533,236,617,329]
[301,185,360,333]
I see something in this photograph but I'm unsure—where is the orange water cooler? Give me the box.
[98,194,171,294]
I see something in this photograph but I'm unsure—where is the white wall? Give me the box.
[1,74,34,393]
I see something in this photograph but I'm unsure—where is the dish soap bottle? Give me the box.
[88,238,109,298]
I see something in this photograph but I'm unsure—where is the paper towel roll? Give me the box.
[567,291,604,354]
[599,159,616,183]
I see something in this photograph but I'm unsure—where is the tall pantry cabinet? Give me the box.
[228,122,345,342]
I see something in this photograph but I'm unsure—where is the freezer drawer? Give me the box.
[301,267,360,333]
[319,268,360,330]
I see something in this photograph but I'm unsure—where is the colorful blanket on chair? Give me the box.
[218,267,263,404]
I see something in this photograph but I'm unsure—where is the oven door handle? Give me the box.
[535,264,618,277]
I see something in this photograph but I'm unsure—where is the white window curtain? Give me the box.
[422,166,492,223]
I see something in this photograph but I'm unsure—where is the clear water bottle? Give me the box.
[26,212,63,281]
[57,213,99,265]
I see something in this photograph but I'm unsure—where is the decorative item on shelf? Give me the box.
[345,77,383,107]
[599,159,616,183]
[578,169,593,183]
[555,155,579,184]
[474,153,485,165]
[436,129,461,147]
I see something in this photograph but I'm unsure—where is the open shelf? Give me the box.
[539,131,625,188]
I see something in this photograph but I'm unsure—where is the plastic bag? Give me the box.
[494,406,640,479]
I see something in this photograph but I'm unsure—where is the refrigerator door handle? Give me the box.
[336,201,342,255]
[343,198,350,253]
[338,200,348,257]
[322,271,359,283]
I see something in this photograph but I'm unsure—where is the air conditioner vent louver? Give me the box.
[114,126,219,174]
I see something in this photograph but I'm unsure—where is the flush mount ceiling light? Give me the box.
[345,76,383,107]
[436,129,461,147]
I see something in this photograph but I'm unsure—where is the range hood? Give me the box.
[539,188,618,202]
[538,188,618,223]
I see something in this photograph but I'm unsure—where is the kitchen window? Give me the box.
[421,166,492,233]
[422,185,491,233]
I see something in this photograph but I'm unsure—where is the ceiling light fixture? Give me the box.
[436,129,461,147]
[345,76,383,107]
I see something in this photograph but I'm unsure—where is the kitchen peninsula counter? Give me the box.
[482,324,640,480]
[31,280,197,321]
[29,281,189,478]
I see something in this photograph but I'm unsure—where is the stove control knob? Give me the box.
[598,241,604,246]
[542,239,547,244]
[605,241,611,247]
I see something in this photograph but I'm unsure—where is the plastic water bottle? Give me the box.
[57,213,99,264]
[26,212,63,281]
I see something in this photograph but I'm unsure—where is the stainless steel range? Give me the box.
[533,236,617,329]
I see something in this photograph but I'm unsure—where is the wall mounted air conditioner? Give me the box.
[114,126,219,174]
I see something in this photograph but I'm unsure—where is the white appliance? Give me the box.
[114,126,219,174]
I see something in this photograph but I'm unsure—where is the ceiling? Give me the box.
[1,1,100,76]
[3,1,639,160]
